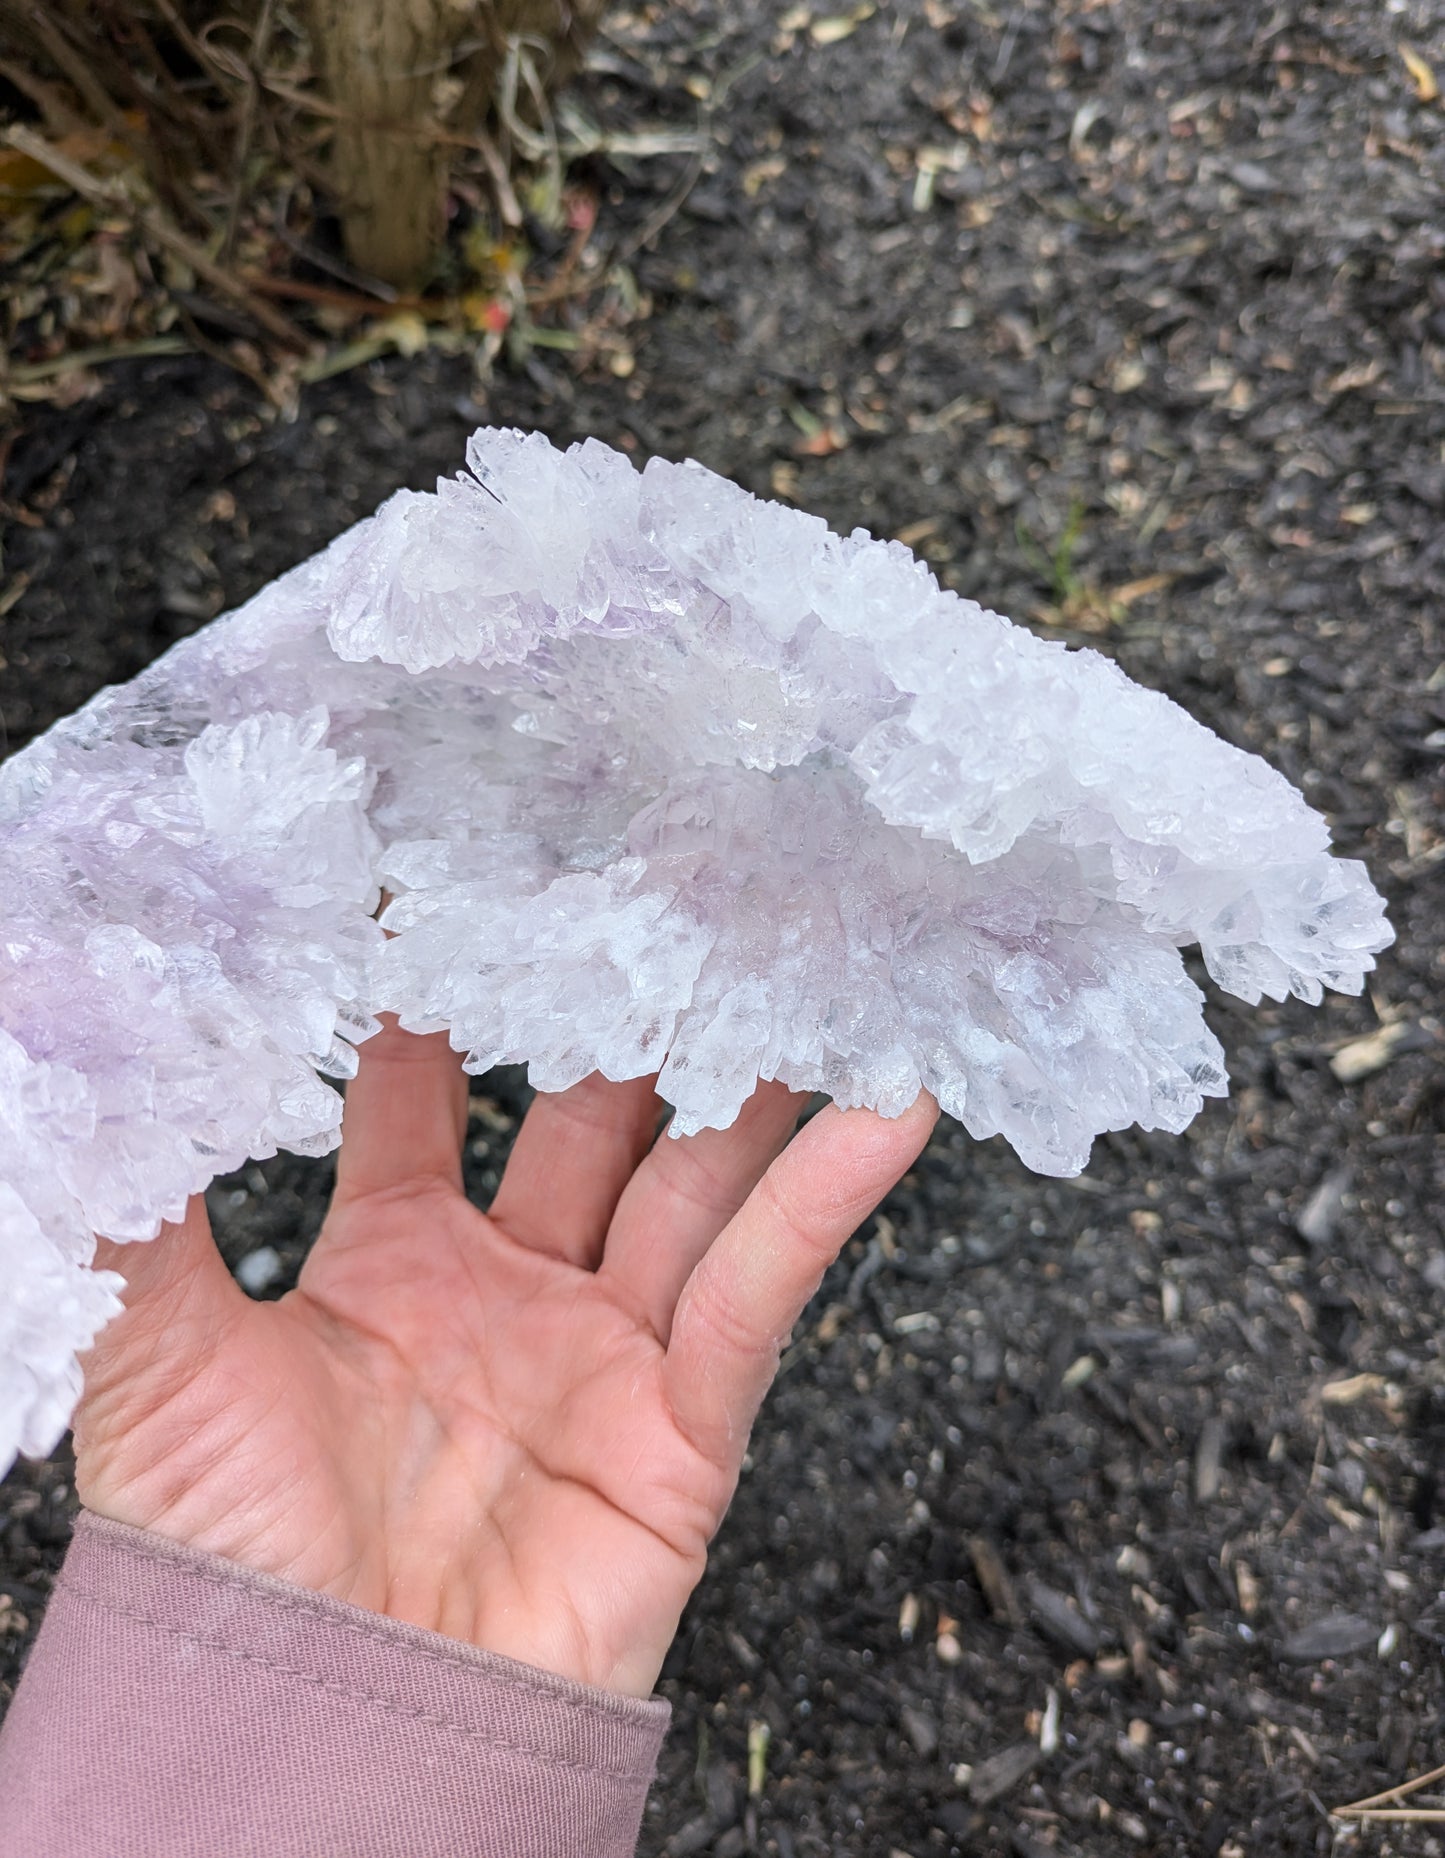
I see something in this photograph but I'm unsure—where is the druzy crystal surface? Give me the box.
[0,428,1391,1468]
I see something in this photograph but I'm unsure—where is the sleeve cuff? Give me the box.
[0,1509,669,1858]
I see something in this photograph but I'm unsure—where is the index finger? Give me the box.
[662,1092,938,1470]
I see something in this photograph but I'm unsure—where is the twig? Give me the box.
[1334,1760,1445,1817]
[268,216,400,304]
[0,52,87,137]
[1338,1809,1445,1823]
[240,273,409,316]
[219,0,277,260]
[4,124,310,353]
[172,301,274,402]
[20,5,138,146]
[148,0,247,100]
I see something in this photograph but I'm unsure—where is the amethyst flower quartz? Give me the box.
[0,428,1391,1470]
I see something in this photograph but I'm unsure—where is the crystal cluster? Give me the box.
[0,428,1391,1471]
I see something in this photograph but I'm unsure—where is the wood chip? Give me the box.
[1321,1371,1388,1406]
[901,1703,939,1757]
[969,1535,1020,1624]
[969,1740,1041,1806]
[1329,1020,1426,1082]
[1402,46,1440,103]
[1025,1577,1101,1656]
[1194,1414,1226,1503]
[1280,1613,1377,1663]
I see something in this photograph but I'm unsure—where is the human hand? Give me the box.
[73,1021,937,1697]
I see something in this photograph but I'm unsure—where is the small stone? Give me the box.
[235,1246,284,1296]
[1296,1167,1353,1246]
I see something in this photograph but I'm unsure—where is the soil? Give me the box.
[3,2,1445,1854]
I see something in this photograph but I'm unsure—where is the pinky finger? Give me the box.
[662,1092,938,1471]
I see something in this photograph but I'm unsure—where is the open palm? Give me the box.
[73,1022,936,1697]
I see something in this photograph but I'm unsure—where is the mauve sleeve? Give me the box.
[0,1510,670,1858]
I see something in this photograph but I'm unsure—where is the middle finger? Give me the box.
[487,1072,665,1268]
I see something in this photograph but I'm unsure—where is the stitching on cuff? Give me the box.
[55,1573,664,1786]
[76,1519,660,1735]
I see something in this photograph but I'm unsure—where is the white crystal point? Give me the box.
[0,426,1392,1471]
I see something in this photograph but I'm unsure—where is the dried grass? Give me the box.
[0,0,665,416]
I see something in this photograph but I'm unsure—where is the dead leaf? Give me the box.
[1401,45,1439,103]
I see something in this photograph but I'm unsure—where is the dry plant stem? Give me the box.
[6,337,191,388]
[3,124,309,354]
[460,0,607,156]
[304,0,453,288]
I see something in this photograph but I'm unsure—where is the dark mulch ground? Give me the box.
[4,2,1445,1853]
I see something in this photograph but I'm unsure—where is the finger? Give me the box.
[663,1092,938,1469]
[598,1079,809,1341]
[488,1073,664,1269]
[330,1015,469,1210]
[80,1197,243,1417]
